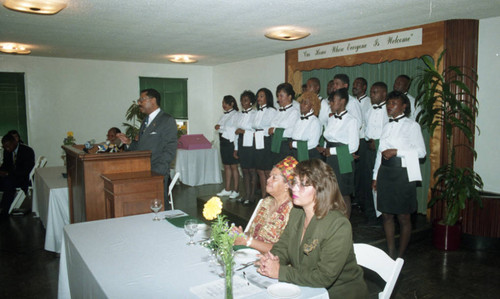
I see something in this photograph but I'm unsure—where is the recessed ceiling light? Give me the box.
[168,55,198,64]
[3,0,68,15]
[265,26,310,41]
[0,43,31,54]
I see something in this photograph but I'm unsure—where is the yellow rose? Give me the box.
[203,196,222,220]
[67,131,74,137]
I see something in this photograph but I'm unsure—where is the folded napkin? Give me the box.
[233,245,251,251]
[165,215,198,228]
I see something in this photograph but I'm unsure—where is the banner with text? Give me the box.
[298,28,423,62]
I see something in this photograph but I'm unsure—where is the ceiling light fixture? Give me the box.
[3,0,68,15]
[168,55,198,64]
[0,43,31,55]
[265,26,310,41]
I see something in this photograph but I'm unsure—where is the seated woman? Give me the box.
[233,156,298,253]
[258,159,368,299]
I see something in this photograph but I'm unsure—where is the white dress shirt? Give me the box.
[234,108,256,150]
[270,103,300,138]
[323,110,360,154]
[373,115,426,181]
[357,94,371,139]
[291,110,322,150]
[406,93,421,121]
[217,109,239,142]
[364,101,389,141]
[252,105,277,137]
[318,98,330,128]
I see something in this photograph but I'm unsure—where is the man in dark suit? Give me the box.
[117,89,177,203]
[0,133,35,217]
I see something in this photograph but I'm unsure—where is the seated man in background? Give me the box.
[106,127,122,146]
[0,133,35,218]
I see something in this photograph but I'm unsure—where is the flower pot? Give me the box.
[432,220,461,250]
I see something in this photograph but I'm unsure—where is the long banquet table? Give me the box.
[175,148,223,186]
[32,166,69,253]
[57,210,328,298]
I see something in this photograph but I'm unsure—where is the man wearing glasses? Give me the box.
[117,88,177,202]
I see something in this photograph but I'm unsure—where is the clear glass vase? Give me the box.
[224,260,233,299]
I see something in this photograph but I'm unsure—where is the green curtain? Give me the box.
[139,77,188,120]
[0,72,28,144]
[303,58,431,214]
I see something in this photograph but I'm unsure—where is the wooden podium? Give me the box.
[62,145,155,223]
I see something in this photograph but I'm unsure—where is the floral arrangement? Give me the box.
[63,131,76,145]
[177,123,187,139]
[202,196,238,299]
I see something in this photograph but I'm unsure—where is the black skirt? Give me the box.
[219,135,238,165]
[291,147,322,161]
[255,136,273,171]
[326,155,354,196]
[377,157,417,214]
[272,139,292,166]
[237,134,255,169]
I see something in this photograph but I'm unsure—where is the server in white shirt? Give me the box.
[352,77,371,210]
[215,95,240,199]
[372,91,426,259]
[393,74,420,120]
[290,91,322,161]
[234,90,257,204]
[269,83,300,165]
[252,88,277,199]
[332,74,363,129]
[362,82,389,224]
[320,88,359,218]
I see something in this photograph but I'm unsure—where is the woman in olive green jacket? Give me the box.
[258,159,368,299]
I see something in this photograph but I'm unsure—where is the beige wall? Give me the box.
[476,16,500,193]
[0,55,213,166]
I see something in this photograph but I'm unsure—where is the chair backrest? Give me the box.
[167,172,180,210]
[353,243,404,299]
[29,156,47,183]
[168,172,180,195]
[244,198,264,233]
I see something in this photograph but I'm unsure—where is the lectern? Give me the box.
[62,145,153,223]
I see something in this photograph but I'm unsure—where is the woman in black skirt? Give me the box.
[268,83,300,165]
[372,91,426,258]
[320,88,359,219]
[252,88,277,199]
[215,95,240,199]
[234,90,257,204]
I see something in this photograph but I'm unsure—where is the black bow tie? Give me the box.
[258,107,265,111]
[242,110,252,114]
[389,115,405,122]
[373,102,386,110]
[333,110,347,120]
[279,105,291,112]
[224,109,233,114]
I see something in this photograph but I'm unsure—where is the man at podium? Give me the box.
[117,89,177,202]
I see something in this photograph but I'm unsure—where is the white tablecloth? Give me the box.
[58,211,328,299]
[32,166,69,253]
[175,148,223,186]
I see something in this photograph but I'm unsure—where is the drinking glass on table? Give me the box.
[184,219,198,245]
[150,198,162,221]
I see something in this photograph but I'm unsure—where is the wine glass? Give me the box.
[150,198,162,221]
[184,219,198,245]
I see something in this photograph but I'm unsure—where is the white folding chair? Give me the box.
[244,198,264,233]
[167,172,180,210]
[9,156,47,214]
[353,243,404,299]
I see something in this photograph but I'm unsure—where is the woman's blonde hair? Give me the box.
[294,159,347,218]
[297,91,321,116]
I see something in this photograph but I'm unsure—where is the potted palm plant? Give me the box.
[122,100,146,140]
[416,50,483,250]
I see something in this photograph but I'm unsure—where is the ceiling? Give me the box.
[1,0,500,66]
